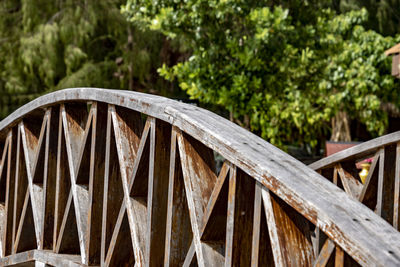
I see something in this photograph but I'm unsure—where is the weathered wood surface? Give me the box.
[309,132,400,170]
[310,129,400,266]
[0,88,399,266]
[311,135,400,221]
[0,249,84,266]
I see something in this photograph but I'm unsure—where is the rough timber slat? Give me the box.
[311,123,400,266]
[42,107,58,250]
[394,142,400,229]
[164,127,192,266]
[0,249,84,267]
[0,88,399,266]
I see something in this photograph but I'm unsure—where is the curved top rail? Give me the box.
[309,131,400,170]
[1,88,400,266]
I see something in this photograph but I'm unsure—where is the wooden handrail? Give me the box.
[0,88,399,266]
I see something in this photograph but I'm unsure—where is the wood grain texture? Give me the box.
[310,131,400,170]
[42,107,58,250]
[313,239,335,267]
[177,129,219,267]
[164,127,192,266]
[263,188,314,266]
[87,102,107,265]
[112,110,150,266]
[225,167,255,266]
[0,88,400,266]
[377,144,396,224]
[394,142,400,229]
[146,118,171,266]
[337,164,363,199]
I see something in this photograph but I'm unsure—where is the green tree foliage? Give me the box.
[123,1,399,148]
[338,0,400,36]
[0,0,177,119]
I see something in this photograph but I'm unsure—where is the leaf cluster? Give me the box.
[123,0,399,148]
[0,0,175,119]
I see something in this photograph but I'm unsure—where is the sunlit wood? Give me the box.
[0,88,399,266]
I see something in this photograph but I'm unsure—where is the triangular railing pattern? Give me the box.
[311,138,400,266]
[0,88,399,266]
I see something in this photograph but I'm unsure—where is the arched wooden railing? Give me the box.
[310,132,400,266]
[0,88,399,266]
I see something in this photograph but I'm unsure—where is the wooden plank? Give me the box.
[179,161,230,266]
[0,250,36,266]
[111,105,144,184]
[201,161,231,265]
[111,108,150,266]
[104,200,145,267]
[100,106,111,265]
[146,118,171,266]
[103,201,125,267]
[311,227,323,261]
[377,144,396,224]
[182,243,196,267]
[335,246,344,267]
[310,131,400,170]
[55,191,80,255]
[34,250,84,267]
[4,130,16,256]
[224,165,236,266]
[20,118,43,176]
[14,190,36,253]
[313,239,335,267]
[261,188,284,266]
[107,210,136,267]
[257,194,275,266]
[394,142,400,229]
[101,104,124,265]
[251,182,262,266]
[53,106,71,252]
[0,249,84,267]
[0,136,9,203]
[317,157,378,266]
[200,161,230,234]
[270,193,314,266]
[337,164,363,199]
[177,130,218,266]
[164,127,192,266]
[61,103,93,264]
[358,150,380,209]
[20,117,48,249]
[1,88,400,265]
[104,106,150,266]
[333,167,338,186]
[251,182,275,266]
[87,102,107,265]
[42,107,59,249]
[61,103,90,173]
[341,160,361,184]
[377,147,385,216]
[13,126,29,253]
[55,191,72,253]
[0,135,10,257]
[262,188,314,266]
[103,115,150,266]
[177,131,217,224]
[312,166,338,265]
[225,167,255,266]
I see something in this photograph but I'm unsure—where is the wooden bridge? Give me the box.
[0,88,399,266]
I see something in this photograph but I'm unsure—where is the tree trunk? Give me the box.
[330,111,351,142]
